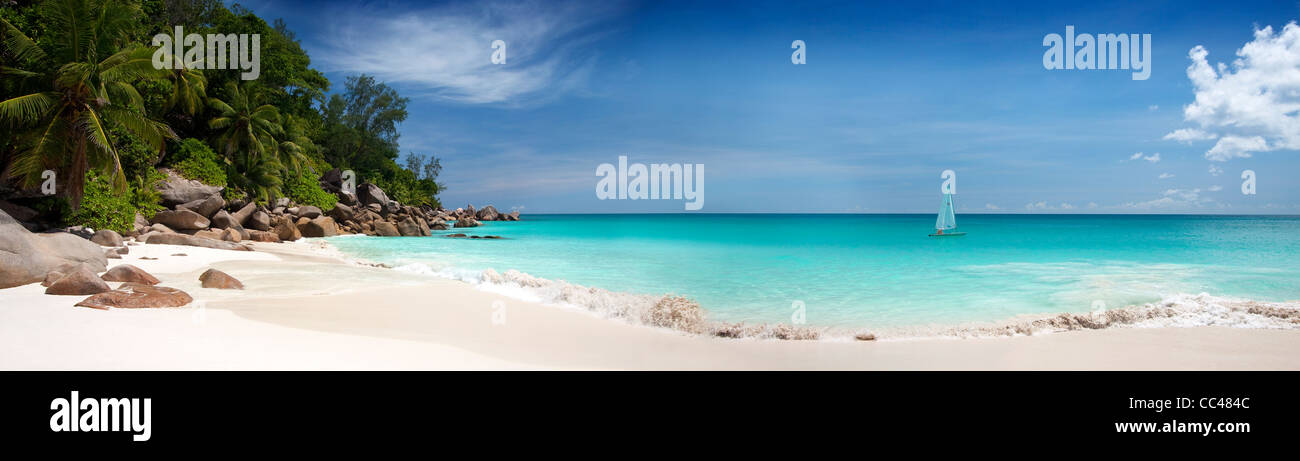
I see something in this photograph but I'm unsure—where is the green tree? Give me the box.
[0,0,175,209]
[206,81,307,202]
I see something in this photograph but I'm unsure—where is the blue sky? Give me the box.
[234,0,1300,213]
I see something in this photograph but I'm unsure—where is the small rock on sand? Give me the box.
[44,266,110,295]
[101,264,160,285]
[75,283,193,309]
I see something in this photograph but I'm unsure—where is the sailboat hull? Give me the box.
[928,232,966,237]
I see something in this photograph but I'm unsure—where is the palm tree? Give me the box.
[227,149,283,204]
[207,81,306,202]
[0,0,175,209]
[164,65,206,116]
[207,82,307,167]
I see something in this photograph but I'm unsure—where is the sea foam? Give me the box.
[347,244,1300,342]
[886,293,1300,339]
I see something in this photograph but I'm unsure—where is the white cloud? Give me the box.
[1158,173,1175,179]
[1206,135,1269,161]
[1148,105,1159,111]
[1168,23,1300,161]
[1208,164,1224,176]
[1126,152,1160,163]
[984,203,1001,210]
[1164,188,1201,201]
[1087,202,1098,209]
[312,1,623,104]
[1163,128,1218,143]
[1024,201,1076,211]
[1208,185,1223,191]
[1121,188,1211,210]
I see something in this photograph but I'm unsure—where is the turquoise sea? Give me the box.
[323,214,1300,329]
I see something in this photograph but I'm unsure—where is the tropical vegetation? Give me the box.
[0,0,442,228]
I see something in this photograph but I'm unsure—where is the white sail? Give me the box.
[935,193,956,230]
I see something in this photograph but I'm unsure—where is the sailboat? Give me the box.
[929,193,966,237]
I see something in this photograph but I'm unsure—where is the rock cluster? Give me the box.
[313,171,520,237]
[3,168,523,266]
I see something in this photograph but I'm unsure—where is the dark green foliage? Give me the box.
[2,0,442,222]
[284,169,337,210]
[169,138,227,187]
[130,168,165,218]
[69,170,136,234]
[113,125,161,182]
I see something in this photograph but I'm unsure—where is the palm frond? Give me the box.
[0,92,59,125]
[5,116,71,187]
[0,18,49,66]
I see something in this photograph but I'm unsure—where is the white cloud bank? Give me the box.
[1121,188,1213,210]
[1164,23,1300,161]
[1025,201,1076,211]
[312,1,623,104]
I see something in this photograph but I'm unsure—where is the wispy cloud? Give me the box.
[1127,152,1161,163]
[1024,201,1075,211]
[312,0,625,104]
[1121,188,1213,210]
[1158,172,1175,179]
[1163,128,1217,143]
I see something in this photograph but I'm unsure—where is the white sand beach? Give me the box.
[2,240,1299,371]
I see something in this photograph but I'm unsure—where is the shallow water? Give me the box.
[323,214,1300,328]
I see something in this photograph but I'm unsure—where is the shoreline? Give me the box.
[1,237,1299,370]
[323,236,1300,342]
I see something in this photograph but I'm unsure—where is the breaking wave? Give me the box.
[882,293,1300,339]
[390,261,826,340]
[376,256,1300,342]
